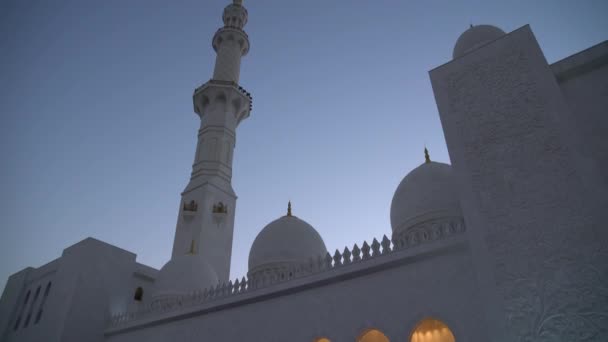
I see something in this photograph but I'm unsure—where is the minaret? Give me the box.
[171,0,252,283]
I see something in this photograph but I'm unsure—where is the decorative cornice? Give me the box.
[394,211,463,237]
[392,216,466,249]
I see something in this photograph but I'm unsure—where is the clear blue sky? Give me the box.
[1,0,606,292]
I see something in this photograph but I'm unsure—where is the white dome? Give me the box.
[153,253,219,299]
[248,210,327,274]
[390,161,462,235]
[453,24,505,59]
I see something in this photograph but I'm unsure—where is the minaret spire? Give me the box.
[287,201,292,217]
[171,0,253,283]
[424,147,431,163]
[210,0,250,83]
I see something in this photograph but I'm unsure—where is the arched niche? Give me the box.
[134,287,144,301]
[358,328,390,342]
[410,318,455,342]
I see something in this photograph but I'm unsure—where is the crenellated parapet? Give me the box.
[108,222,467,329]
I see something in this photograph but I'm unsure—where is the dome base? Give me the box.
[392,216,466,249]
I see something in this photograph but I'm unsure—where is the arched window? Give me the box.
[35,282,52,324]
[358,329,390,342]
[410,318,455,342]
[134,287,144,301]
[44,282,52,296]
[13,316,21,331]
[314,338,331,342]
[23,285,41,328]
[13,289,31,331]
[23,290,31,306]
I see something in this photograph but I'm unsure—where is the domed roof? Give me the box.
[248,203,327,273]
[453,24,505,59]
[390,152,462,235]
[153,246,218,299]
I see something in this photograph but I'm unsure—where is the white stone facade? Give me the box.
[1,2,607,341]
[430,25,608,341]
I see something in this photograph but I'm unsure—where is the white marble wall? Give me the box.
[430,25,608,341]
[1,238,155,342]
[552,42,608,203]
[106,236,485,342]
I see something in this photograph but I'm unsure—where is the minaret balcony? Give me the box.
[193,80,252,126]
[212,27,250,56]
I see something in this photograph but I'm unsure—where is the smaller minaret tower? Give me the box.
[171,0,252,283]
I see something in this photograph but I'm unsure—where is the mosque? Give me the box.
[1,1,607,341]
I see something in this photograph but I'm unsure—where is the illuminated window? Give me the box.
[314,338,331,342]
[358,329,390,342]
[410,318,455,342]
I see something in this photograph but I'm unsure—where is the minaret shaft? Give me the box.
[213,41,243,83]
[190,101,238,184]
[171,0,251,283]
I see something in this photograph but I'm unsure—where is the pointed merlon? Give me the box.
[287,201,292,216]
[424,147,431,163]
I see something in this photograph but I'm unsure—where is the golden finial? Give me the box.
[424,147,431,163]
[287,201,292,217]
[187,239,196,255]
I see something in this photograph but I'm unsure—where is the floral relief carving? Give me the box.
[502,241,608,341]
[445,43,608,341]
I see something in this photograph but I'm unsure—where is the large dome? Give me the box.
[153,251,219,300]
[390,159,462,236]
[453,24,505,59]
[248,204,327,275]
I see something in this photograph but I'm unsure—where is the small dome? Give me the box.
[248,204,327,274]
[153,252,218,299]
[390,160,462,235]
[453,24,505,59]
